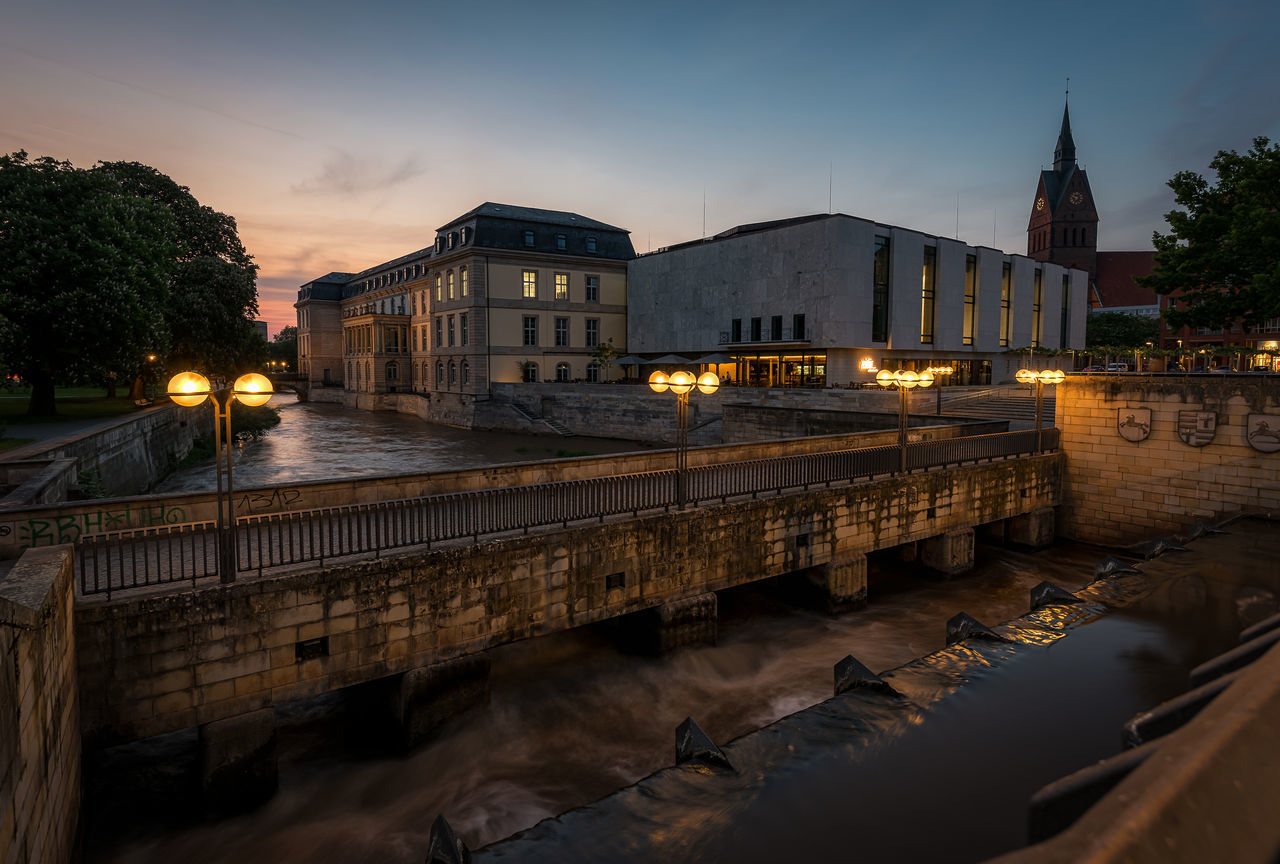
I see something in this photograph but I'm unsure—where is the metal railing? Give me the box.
[74,428,1059,598]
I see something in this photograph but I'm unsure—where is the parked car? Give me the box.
[1080,365,1105,373]
[1106,363,1130,372]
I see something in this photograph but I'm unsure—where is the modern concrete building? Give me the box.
[296,203,633,408]
[627,213,1088,387]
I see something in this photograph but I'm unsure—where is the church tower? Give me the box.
[1027,98,1098,278]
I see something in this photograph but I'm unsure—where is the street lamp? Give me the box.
[1015,368,1064,452]
[926,365,953,415]
[166,371,274,582]
[877,368,934,473]
[649,369,719,507]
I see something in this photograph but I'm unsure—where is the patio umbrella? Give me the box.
[695,353,737,365]
[649,354,692,365]
[612,355,646,366]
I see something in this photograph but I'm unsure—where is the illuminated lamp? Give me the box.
[1016,368,1038,385]
[696,371,720,395]
[167,372,211,407]
[667,370,695,395]
[648,370,670,393]
[233,372,274,407]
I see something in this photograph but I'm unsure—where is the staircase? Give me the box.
[506,402,573,436]
[941,391,1056,425]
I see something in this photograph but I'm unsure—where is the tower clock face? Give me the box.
[1069,191,1084,205]
[1036,197,1046,211]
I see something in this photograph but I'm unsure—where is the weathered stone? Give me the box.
[426,814,471,864]
[920,528,975,577]
[199,707,277,813]
[823,552,867,614]
[1007,507,1055,549]
[388,654,491,750]
[675,717,733,771]
[1029,581,1084,611]
[833,655,897,697]
[945,612,1009,646]
[1187,519,1229,540]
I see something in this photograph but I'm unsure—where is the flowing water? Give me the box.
[85,400,1278,862]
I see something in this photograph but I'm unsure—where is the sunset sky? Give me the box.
[3,0,1278,336]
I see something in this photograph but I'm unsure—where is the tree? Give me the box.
[270,325,298,369]
[0,152,174,415]
[1085,312,1161,349]
[94,161,260,375]
[1139,137,1280,332]
[591,336,618,373]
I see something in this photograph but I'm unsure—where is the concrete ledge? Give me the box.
[0,545,74,629]
[992,639,1280,863]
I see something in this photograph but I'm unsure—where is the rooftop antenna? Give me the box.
[955,192,960,240]
[993,209,997,247]
[702,189,706,240]
[828,162,833,214]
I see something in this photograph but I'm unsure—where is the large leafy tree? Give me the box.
[1085,311,1160,349]
[1140,137,1280,331]
[0,152,174,415]
[94,161,260,374]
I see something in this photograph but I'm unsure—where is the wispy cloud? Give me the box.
[291,151,426,197]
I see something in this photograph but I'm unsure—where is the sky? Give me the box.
[3,0,1278,337]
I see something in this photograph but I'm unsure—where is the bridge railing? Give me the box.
[74,428,1059,598]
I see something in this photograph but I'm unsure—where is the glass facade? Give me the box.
[963,255,976,346]
[920,246,936,344]
[1000,263,1012,348]
[873,235,890,343]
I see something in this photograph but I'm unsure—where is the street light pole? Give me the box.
[649,369,719,508]
[1016,368,1063,452]
[877,369,934,473]
[168,371,273,583]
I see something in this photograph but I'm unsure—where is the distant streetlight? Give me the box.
[166,371,274,582]
[1015,368,1064,452]
[877,368,934,473]
[649,369,719,507]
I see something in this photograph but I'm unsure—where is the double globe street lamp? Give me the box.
[648,369,720,507]
[877,368,934,473]
[1015,368,1065,452]
[167,371,274,582]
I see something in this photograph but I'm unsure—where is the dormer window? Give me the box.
[447,232,456,250]
[460,227,470,244]
[586,236,598,253]
[435,237,443,253]
[524,230,535,247]
[555,233,566,251]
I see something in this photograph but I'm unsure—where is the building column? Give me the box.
[1008,506,1056,549]
[821,550,868,614]
[199,707,277,812]
[385,653,491,751]
[921,527,975,577]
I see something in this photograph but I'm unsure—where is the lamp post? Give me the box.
[876,368,934,473]
[648,369,720,507]
[167,371,274,582]
[926,365,953,415]
[1015,368,1064,452]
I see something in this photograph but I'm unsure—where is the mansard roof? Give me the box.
[439,202,627,234]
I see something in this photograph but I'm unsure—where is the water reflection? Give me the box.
[154,394,656,493]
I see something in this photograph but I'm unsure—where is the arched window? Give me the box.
[436,362,444,386]
[421,362,428,388]
[447,271,455,300]
[448,362,457,385]
[386,361,398,381]
[522,362,538,383]
[555,362,571,382]
[587,361,601,383]
[1081,228,1088,245]
[462,362,470,385]
[460,266,468,297]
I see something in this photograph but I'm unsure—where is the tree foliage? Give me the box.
[269,325,298,367]
[0,152,174,415]
[1085,312,1161,349]
[1139,137,1280,331]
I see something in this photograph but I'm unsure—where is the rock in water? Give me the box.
[834,654,898,697]
[675,717,734,771]
[946,612,1010,646]
[426,815,471,864]
[1094,556,1142,579]
[1135,537,1188,559]
[1030,581,1084,611]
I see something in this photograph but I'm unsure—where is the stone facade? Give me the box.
[0,547,80,864]
[74,454,1059,746]
[1057,375,1280,545]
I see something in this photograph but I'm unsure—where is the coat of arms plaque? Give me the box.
[1177,411,1217,447]
[1246,414,1280,453]
[1117,408,1151,442]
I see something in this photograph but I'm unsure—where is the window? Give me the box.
[555,273,569,300]
[449,362,456,385]
[460,267,468,297]
[585,318,599,348]
[731,318,742,342]
[523,315,538,346]
[522,270,537,299]
[435,237,443,253]
[460,314,468,346]
[447,232,456,250]
[435,317,442,348]
[522,362,538,383]
[751,317,762,341]
[462,362,470,385]
[1032,268,1043,348]
[411,294,417,316]
[413,327,419,352]
[435,274,442,302]
[555,233,566,251]
[585,275,599,302]
[436,362,444,386]
[1000,263,1012,348]
[524,230,535,247]
[920,246,936,345]
[447,315,455,347]
[447,271,455,300]
[386,361,398,381]
[555,362,571,382]
[771,315,782,341]
[555,317,569,347]
[1060,275,1070,347]
[873,235,890,342]
[586,237,597,253]
[963,255,977,346]
[586,361,601,383]
[460,227,470,245]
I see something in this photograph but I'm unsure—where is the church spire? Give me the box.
[1053,94,1076,172]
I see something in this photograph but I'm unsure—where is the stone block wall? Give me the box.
[1057,375,1280,545]
[74,454,1059,747]
[0,547,80,864]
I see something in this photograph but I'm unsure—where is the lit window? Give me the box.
[447,271,455,300]
[555,273,569,300]
[921,246,936,345]
[555,362,570,382]
[435,274,442,302]
[460,227,470,244]
[522,270,537,299]
[460,267,468,297]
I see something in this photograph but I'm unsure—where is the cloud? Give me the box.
[291,151,426,197]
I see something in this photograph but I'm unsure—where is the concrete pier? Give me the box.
[921,527,975,577]
[199,708,277,812]
[387,654,491,750]
[1008,507,1055,549]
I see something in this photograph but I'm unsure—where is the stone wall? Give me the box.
[74,453,1059,746]
[1057,375,1280,545]
[721,404,1006,443]
[0,547,80,864]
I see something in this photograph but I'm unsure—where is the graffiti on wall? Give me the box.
[3,502,189,549]
[236,487,303,514]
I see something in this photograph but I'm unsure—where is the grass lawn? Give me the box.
[0,387,147,425]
